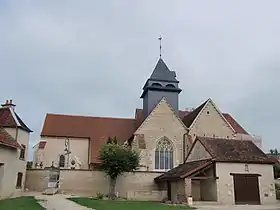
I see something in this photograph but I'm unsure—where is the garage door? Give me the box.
[233,174,261,205]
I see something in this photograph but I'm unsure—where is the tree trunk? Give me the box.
[108,176,117,199]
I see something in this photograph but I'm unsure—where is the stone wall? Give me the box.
[25,169,167,201]
[216,162,277,204]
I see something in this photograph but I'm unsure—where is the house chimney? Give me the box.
[1,99,16,110]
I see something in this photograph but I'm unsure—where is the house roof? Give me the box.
[0,127,22,149]
[155,159,213,182]
[195,136,272,164]
[155,136,272,182]
[0,107,32,132]
[266,154,280,164]
[41,113,136,163]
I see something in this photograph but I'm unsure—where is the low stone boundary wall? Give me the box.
[25,169,167,201]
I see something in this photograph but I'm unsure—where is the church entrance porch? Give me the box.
[155,159,218,204]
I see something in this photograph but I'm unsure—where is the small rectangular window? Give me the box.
[19,145,26,160]
[16,172,23,188]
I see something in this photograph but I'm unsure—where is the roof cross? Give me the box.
[158,36,162,58]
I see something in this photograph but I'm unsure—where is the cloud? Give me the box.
[0,0,279,159]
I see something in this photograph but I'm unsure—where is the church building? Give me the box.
[33,57,276,205]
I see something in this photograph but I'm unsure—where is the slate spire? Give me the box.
[149,58,178,82]
[141,57,181,118]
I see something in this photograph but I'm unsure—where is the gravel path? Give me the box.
[35,194,92,210]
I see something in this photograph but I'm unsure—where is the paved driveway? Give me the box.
[195,204,280,210]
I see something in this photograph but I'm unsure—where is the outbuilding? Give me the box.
[155,137,277,205]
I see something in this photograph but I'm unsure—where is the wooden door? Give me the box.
[233,174,260,205]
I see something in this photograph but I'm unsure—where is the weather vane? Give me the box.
[158,36,162,58]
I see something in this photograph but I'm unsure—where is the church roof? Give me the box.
[0,106,32,132]
[135,107,248,135]
[0,126,22,149]
[41,102,249,164]
[182,100,208,127]
[41,113,136,163]
[149,58,178,82]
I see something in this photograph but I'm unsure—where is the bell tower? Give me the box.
[140,57,182,118]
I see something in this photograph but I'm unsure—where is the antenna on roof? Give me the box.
[158,36,162,58]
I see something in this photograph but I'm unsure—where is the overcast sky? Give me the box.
[0,1,279,159]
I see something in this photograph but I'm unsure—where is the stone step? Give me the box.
[43,188,59,195]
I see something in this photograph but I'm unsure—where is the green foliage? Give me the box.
[107,136,118,144]
[274,164,280,179]
[26,161,33,169]
[0,196,44,210]
[269,148,279,155]
[99,143,140,179]
[96,192,104,200]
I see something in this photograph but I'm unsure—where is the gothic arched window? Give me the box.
[59,155,65,168]
[155,137,173,170]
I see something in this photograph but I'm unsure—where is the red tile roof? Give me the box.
[196,136,272,164]
[41,105,249,164]
[41,114,136,163]
[182,101,208,127]
[223,113,248,134]
[0,127,22,149]
[0,107,16,127]
[0,107,32,132]
[156,136,272,182]
[266,154,280,164]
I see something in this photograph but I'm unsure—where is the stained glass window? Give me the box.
[155,137,173,170]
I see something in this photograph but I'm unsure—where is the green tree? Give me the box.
[99,142,140,199]
[270,148,279,155]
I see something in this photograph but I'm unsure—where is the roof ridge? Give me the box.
[46,113,135,120]
[182,99,208,127]
[184,158,212,164]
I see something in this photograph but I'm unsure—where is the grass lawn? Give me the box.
[69,197,195,210]
[0,196,44,210]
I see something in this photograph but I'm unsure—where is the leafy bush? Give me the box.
[96,192,104,200]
